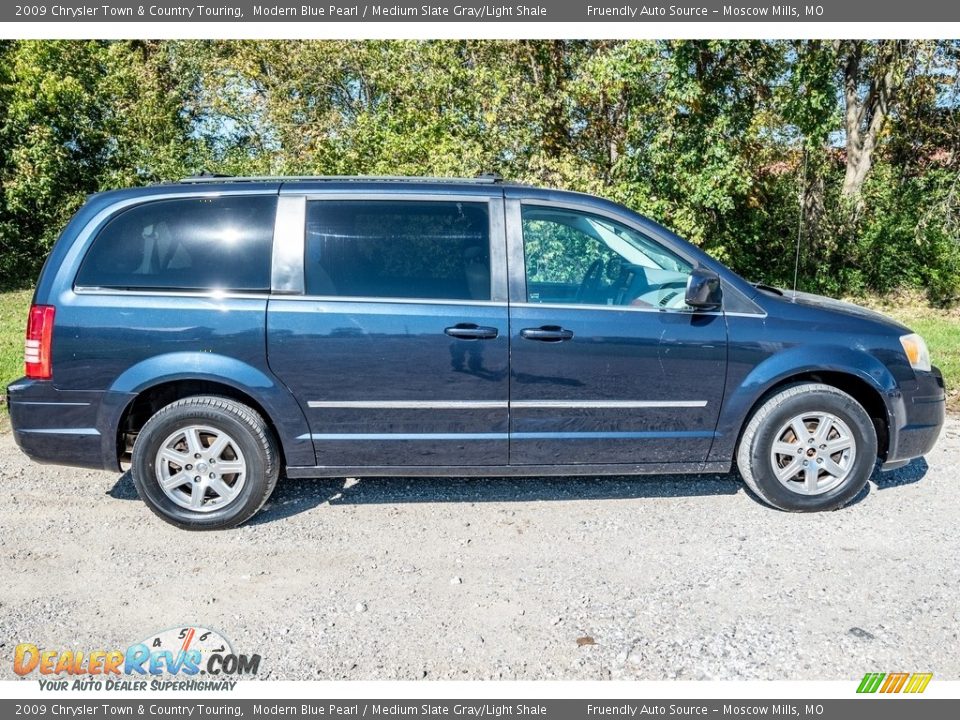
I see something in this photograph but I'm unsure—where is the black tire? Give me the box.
[131,395,279,530]
[736,383,878,512]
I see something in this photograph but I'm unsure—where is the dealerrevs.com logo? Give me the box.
[14,626,260,691]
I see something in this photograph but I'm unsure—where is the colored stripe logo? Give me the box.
[857,672,932,694]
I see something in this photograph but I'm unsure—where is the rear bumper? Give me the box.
[881,366,946,470]
[6,378,133,471]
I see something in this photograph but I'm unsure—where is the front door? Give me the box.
[267,193,510,468]
[506,198,727,466]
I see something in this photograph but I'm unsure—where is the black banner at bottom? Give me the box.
[2,699,958,720]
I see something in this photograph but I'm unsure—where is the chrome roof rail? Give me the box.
[179,173,505,185]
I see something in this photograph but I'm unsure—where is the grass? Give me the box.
[906,315,960,411]
[0,289,32,406]
[858,294,960,412]
[0,288,956,414]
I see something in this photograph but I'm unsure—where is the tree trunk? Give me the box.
[802,159,826,245]
[837,40,906,205]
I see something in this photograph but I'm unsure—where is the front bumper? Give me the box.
[881,365,946,470]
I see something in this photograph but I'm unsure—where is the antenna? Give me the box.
[793,148,808,293]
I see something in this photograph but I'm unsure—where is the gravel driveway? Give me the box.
[2,415,958,681]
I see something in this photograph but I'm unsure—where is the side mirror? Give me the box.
[685,266,722,310]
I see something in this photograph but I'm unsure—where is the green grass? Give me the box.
[0,289,32,408]
[907,316,960,410]
[861,298,960,412]
[0,288,956,415]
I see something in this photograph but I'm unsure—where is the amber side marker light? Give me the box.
[24,305,55,380]
[899,333,932,373]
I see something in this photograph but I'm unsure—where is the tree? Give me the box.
[0,40,203,287]
[0,40,957,303]
[836,40,912,205]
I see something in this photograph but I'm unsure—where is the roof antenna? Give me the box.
[793,148,808,293]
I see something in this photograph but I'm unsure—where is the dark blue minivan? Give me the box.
[7,176,946,529]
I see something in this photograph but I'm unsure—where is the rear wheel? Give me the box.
[737,383,878,511]
[131,396,279,530]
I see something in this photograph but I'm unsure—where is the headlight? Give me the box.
[900,333,932,372]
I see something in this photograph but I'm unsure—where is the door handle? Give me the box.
[520,326,575,342]
[445,323,499,340]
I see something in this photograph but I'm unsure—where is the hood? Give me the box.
[779,289,910,332]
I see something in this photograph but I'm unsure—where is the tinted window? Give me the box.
[522,205,693,309]
[76,196,277,291]
[305,200,491,300]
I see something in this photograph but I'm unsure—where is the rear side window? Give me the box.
[75,196,277,292]
[304,200,491,301]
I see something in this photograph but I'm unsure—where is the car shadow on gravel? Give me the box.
[872,457,929,489]
[106,471,139,500]
[734,458,930,510]
[105,457,930,525]
[251,473,742,524]
[853,456,930,503]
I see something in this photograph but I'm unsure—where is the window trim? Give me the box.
[271,195,306,294]
[72,287,272,300]
[268,295,508,307]
[73,193,279,295]
[300,194,507,304]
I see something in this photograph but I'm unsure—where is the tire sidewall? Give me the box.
[132,404,270,530]
[748,390,877,511]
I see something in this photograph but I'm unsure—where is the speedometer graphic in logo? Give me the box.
[137,626,233,659]
[125,625,259,679]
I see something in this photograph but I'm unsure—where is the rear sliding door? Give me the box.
[267,192,510,468]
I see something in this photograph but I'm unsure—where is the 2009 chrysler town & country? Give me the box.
[7,175,946,529]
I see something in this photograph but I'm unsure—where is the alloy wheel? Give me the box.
[769,412,857,496]
[154,424,247,512]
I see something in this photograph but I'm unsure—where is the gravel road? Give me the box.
[1,416,958,682]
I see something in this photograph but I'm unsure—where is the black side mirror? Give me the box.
[685,266,722,310]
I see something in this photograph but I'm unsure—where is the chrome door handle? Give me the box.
[445,323,499,340]
[520,326,574,342]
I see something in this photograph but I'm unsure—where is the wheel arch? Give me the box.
[102,352,315,469]
[735,372,890,462]
[711,345,898,465]
[116,379,281,466]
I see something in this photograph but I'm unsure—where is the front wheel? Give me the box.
[131,396,279,530]
[737,383,878,512]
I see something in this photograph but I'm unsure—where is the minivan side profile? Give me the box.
[7,176,946,529]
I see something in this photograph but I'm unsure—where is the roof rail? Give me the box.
[178,173,505,185]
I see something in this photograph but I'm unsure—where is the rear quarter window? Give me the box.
[75,196,277,292]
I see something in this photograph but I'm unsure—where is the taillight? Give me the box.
[25,305,55,380]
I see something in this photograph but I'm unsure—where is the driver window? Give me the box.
[521,205,693,309]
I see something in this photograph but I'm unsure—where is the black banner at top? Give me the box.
[4,0,960,23]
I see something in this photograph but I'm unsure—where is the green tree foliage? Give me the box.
[0,40,958,304]
[0,40,202,287]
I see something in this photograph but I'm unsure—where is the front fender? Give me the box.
[98,352,315,468]
[708,344,902,463]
